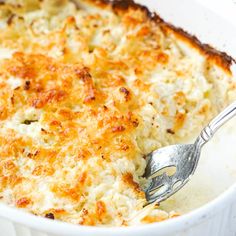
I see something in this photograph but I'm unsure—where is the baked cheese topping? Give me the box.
[0,0,235,226]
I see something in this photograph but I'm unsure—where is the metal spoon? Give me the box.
[144,101,236,205]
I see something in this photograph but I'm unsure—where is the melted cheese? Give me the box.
[0,0,235,226]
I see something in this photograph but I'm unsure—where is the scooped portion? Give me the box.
[0,0,235,226]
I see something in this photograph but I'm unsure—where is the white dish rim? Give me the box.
[0,182,236,235]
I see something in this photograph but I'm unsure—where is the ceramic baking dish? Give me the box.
[0,0,236,235]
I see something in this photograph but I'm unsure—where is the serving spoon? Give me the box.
[144,101,236,205]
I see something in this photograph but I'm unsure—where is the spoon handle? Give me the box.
[199,101,236,145]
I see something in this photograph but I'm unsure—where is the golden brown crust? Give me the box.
[122,172,144,197]
[16,197,31,208]
[89,0,235,73]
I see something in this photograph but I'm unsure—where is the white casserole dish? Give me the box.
[0,0,236,235]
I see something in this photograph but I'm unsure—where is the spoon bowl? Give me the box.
[144,101,236,205]
[145,143,200,204]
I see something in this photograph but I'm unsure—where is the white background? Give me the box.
[196,0,236,27]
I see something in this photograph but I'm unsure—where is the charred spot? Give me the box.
[81,208,88,217]
[88,48,94,53]
[24,80,30,90]
[10,96,14,105]
[103,29,110,35]
[119,87,129,95]
[22,119,38,125]
[45,213,55,220]
[41,128,48,134]
[75,67,92,83]
[132,119,139,127]
[7,14,15,25]
[103,105,108,111]
[27,153,33,158]
[119,87,130,101]
[102,0,135,10]
[14,86,20,90]
[84,95,95,103]
[112,0,134,9]
[27,150,39,158]
[166,129,175,135]
[101,0,163,23]
[112,125,125,133]
[121,144,129,151]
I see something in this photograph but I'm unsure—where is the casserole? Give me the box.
[0,0,236,235]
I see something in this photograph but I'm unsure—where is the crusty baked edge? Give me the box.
[83,0,235,75]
